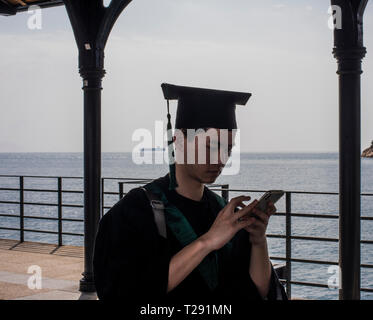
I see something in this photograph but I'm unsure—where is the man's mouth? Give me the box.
[207,169,221,174]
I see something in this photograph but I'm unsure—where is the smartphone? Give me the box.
[236,190,284,221]
[256,190,285,212]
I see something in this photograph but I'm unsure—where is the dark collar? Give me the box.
[153,173,216,206]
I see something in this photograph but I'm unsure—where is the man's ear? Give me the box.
[172,135,178,151]
[173,129,185,151]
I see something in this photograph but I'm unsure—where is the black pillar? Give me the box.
[330,0,368,300]
[63,0,132,292]
[79,53,105,291]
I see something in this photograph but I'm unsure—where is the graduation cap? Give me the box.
[161,83,252,190]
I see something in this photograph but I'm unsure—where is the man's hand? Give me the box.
[200,196,258,251]
[244,201,277,246]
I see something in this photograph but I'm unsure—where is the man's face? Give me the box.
[174,128,235,184]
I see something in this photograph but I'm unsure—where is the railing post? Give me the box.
[101,178,104,218]
[221,184,229,202]
[285,191,292,298]
[119,182,124,200]
[19,176,24,243]
[57,177,63,247]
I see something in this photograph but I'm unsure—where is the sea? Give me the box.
[0,152,372,300]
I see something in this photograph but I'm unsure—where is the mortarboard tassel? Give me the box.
[167,100,178,190]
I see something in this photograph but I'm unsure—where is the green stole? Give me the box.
[145,181,232,291]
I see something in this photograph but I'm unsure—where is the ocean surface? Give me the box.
[0,152,372,300]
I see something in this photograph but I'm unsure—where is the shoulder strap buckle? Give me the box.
[141,187,167,239]
[150,199,165,210]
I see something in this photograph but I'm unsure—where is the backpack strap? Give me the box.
[141,187,167,239]
[143,182,219,291]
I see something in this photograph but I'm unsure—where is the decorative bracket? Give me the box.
[63,0,132,79]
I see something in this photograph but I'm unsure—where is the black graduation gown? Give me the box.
[93,173,287,304]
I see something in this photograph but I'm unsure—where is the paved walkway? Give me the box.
[0,239,97,300]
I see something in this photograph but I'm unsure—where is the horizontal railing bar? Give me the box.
[0,214,19,218]
[22,228,59,235]
[210,187,373,197]
[61,232,84,237]
[62,190,83,194]
[270,256,338,266]
[291,235,338,242]
[1,175,373,196]
[270,256,373,269]
[22,216,83,222]
[0,190,141,196]
[28,230,83,237]
[361,216,373,221]
[60,218,84,222]
[290,280,331,289]
[0,227,19,231]
[271,212,339,219]
[0,201,83,208]
[267,234,339,242]
[0,214,83,223]
[0,187,19,192]
[0,175,82,179]
[0,187,84,194]
[0,227,83,237]
[263,212,373,221]
[0,200,21,205]
[361,240,373,245]
[290,280,373,293]
[103,177,153,181]
[210,188,340,195]
[0,224,366,246]
[267,234,285,239]
[1,214,57,221]
[103,191,120,196]
[0,217,369,244]
[269,256,286,261]
[59,204,83,208]
[0,201,58,207]
[288,213,339,219]
[3,195,371,220]
[0,227,58,234]
[20,188,58,193]
[118,181,152,184]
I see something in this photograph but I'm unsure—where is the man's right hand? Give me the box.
[200,196,259,251]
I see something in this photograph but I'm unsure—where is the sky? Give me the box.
[0,0,372,153]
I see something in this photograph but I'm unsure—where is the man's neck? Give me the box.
[174,165,204,202]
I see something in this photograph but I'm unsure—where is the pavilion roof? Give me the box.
[0,0,63,15]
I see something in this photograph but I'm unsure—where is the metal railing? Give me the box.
[0,174,372,299]
[0,175,85,245]
[210,186,373,298]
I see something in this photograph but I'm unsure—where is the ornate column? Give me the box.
[63,0,132,292]
[330,0,368,300]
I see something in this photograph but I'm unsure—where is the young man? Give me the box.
[93,83,287,303]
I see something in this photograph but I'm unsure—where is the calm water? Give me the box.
[0,152,372,300]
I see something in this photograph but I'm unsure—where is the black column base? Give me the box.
[79,273,96,292]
